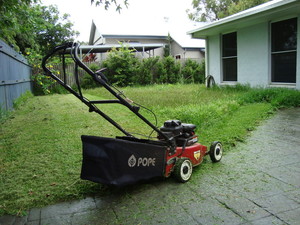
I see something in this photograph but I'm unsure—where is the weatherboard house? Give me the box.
[89,17,205,63]
[189,0,300,90]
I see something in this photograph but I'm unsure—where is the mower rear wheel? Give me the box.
[209,141,223,162]
[173,158,193,183]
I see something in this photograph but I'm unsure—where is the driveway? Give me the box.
[1,107,300,225]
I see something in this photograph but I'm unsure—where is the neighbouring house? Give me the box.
[89,17,205,63]
[188,0,300,89]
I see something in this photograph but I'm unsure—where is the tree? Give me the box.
[187,0,271,22]
[91,0,129,12]
[0,0,35,50]
[0,1,79,95]
[227,0,271,15]
[33,4,79,55]
[0,1,78,55]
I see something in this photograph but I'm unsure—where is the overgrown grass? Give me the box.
[0,107,9,123]
[0,91,34,123]
[239,87,300,108]
[0,84,299,216]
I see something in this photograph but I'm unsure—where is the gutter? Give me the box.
[188,0,298,37]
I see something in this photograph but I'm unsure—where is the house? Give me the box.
[188,0,300,89]
[89,17,205,63]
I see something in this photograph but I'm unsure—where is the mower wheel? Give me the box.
[173,158,193,183]
[209,141,223,162]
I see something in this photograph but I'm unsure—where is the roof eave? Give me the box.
[102,34,168,40]
[188,0,299,39]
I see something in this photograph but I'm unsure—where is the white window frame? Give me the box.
[270,17,297,85]
[221,32,238,83]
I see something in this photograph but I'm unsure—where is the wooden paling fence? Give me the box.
[51,62,97,87]
[0,39,32,111]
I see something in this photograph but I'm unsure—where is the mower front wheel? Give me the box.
[173,158,193,183]
[209,141,223,162]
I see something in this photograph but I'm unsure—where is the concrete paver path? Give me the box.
[1,108,300,225]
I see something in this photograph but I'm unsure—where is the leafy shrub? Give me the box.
[181,59,205,84]
[32,71,57,95]
[195,59,205,83]
[155,60,168,83]
[92,45,203,86]
[27,51,59,95]
[156,56,181,84]
[31,59,57,95]
[101,44,140,86]
[134,57,160,85]
[81,63,101,89]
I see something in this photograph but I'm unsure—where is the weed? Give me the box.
[13,91,34,110]
[239,87,300,108]
[0,91,33,123]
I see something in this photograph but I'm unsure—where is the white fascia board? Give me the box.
[188,0,298,38]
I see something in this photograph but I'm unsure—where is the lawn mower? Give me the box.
[42,42,223,186]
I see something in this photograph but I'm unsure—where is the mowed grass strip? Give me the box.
[0,84,298,215]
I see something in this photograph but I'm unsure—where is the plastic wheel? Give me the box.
[209,141,223,162]
[173,158,193,183]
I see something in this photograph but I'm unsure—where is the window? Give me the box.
[222,32,237,81]
[271,18,297,83]
[175,55,181,60]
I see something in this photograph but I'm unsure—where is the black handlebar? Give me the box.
[42,42,175,149]
[42,42,74,76]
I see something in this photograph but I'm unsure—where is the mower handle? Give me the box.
[42,42,74,77]
[71,44,174,146]
[42,42,175,150]
[42,42,134,137]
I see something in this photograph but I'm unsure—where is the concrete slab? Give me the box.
[242,215,287,225]
[182,198,246,224]
[40,197,96,219]
[71,208,117,225]
[253,193,300,214]
[215,193,271,221]
[277,207,300,225]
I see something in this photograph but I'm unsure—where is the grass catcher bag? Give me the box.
[81,135,167,186]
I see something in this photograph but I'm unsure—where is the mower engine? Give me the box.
[158,119,223,182]
[159,120,198,147]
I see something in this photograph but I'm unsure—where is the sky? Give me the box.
[41,0,194,42]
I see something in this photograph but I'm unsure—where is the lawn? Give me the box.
[0,84,299,216]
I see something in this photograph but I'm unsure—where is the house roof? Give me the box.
[167,19,206,49]
[65,43,165,54]
[92,16,167,37]
[91,16,206,49]
[188,0,300,39]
